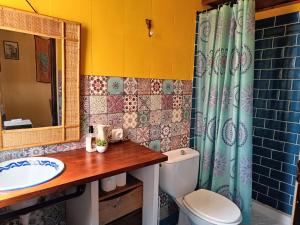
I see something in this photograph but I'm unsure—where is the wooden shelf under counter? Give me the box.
[99,175,143,225]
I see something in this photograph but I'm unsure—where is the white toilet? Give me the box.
[159,148,242,225]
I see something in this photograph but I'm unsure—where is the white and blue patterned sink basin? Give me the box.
[0,157,64,191]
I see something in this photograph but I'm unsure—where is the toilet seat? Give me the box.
[183,189,242,224]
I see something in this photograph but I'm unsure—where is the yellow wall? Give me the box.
[0,29,52,127]
[0,0,203,80]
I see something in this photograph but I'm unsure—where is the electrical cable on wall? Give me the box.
[25,0,38,13]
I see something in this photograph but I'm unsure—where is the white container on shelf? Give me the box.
[116,172,126,187]
[101,176,116,192]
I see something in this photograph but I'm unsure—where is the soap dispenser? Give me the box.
[86,126,96,152]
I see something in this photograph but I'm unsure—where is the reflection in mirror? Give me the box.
[0,29,62,130]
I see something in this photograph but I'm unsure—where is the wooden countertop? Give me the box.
[0,141,167,208]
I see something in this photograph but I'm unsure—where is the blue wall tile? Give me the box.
[255,29,263,39]
[253,164,271,176]
[282,163,297,176]
[255,39,273,49]
[259,175,280,189]
[256,109,276,119]
[262,48,283,59]
[274,131,297,144]
[254,80,269,89]
[279,91,300,101]
[253,146,272,158]
[256,17,275,29]
[253,182,268,194]
[268,188,291,204]
[285,47,300,57]
[273,35,297,47]
[261,157,282,170]
[253,118,264,127]
[272,151,295,164]
[276,12,299,26]
[254,128,273,139]
[263,26,285,38]
[284,143,300,154]
[264,119,286,131]
[277,201,293,214]
[260,69,281,79]
[286,23,300,35]
[287,123,300,133]
[290,101,300,111]
[282,69,300,79]
[263,139,284,151]
[270,170,293,184]
[269,80,291,89]
[255,60,272,69]
[272,58,295,68]
[267,100,289,111]
[257,193,278,208]
[295,57,300,67]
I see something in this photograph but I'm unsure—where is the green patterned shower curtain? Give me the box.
[194,0,254,224]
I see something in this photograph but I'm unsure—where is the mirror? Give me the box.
[0,6,80,151]
[0,29,63,130]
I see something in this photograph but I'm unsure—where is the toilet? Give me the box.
[159,148,242,225]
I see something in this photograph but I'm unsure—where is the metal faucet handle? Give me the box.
[181,149,186,155]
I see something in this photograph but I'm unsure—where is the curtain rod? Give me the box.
[196,0,237,15]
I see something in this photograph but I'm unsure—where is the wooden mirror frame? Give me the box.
[0,6,80,151]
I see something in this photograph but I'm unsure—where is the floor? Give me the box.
[251,209,283,225]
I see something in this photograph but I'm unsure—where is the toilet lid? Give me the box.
[183,189,242,224]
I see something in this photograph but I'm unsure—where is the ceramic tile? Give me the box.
[183,95,192,108]
[171,122,183,136]
[0,149,25,163]
[107,95,124,113]
[80,75,90,96]
[149,140,161,151]
[89,76,108,95]
[160,138,171,152]
[174,80,183,95]
[80,114,90,135]
[150,125,161,141]
[161,124,172,138]
[159,190,169,207]
[108,113,123,128]
[162,80,174,95]
[150,95,162,110]
[136,127,150,143]
[89,114,108,126]
[171,136,181,150]
[173,95,183,109]
[138,111,150,127]
[138,95,151,111]
[123,112,138,129]
[124,95,138,112]
[181,134,189,147]
[140,141,150,148]
[80,96,90,115]
[182,80,193,95]
[161,110,173,125]
[182,121,191,135]
[23,147,45,157]
[150,110,161,125]
[124,128,137,142]
[172,109,182,122]
[124,78,138,95]
[183,109,191,121]
[137,78,151,95]
[108,77,124,95]
[162,95,173,110]
[151,79,163,95]
[90,96,107,114]
[44,144,59,155]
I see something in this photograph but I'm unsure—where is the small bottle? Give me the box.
[86,126,96,152]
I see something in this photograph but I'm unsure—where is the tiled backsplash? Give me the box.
[0,75,192,225]
[253,12,300,214]
[80,76,192,151]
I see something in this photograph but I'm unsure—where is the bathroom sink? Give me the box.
[0,157,64,191]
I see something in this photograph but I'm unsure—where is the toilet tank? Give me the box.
[159,148,200,198]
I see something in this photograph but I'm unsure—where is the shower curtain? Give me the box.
[194,0,254,224]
